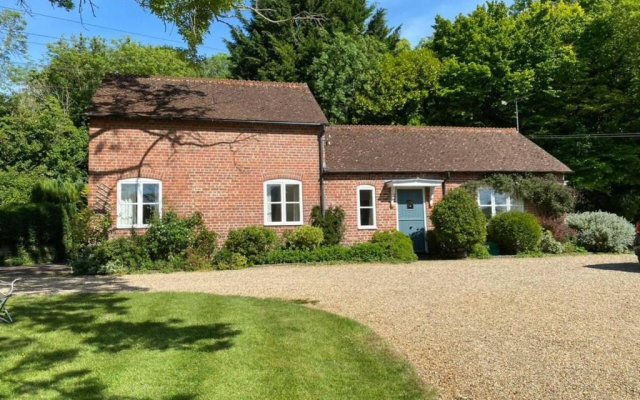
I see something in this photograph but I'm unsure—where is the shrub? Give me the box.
[311,206,345,246]
[540,230,564,254]
[68,209,112,259]
[370,230,418,262]
[256,246,352,265]
[469,243,491,259]
[538,216,576,243]
[145,212,210,260]
[214,250,249,270]
[464,174,576,218]
[284,226,324,250]
[487,211,542,255]
[224,226,280,262]
[562,242,588,254]
[430,188,487,257]
[71,234,153,275]
[566,212,634,253]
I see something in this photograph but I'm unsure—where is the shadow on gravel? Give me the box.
[0,265,146,295]
[585,262,640,273]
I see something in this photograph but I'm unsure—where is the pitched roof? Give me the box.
[324,125,571,174]
[87,76,329,125]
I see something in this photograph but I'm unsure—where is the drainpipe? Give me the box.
[319,126,327,213]
[442,171,451,197]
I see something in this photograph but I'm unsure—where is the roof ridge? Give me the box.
[139,76,310,90]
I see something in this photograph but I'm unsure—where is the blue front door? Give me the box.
[397,189,426,253]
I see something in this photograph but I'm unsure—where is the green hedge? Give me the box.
[487,211,542,254]
[256,230,417,265]
[430,188,487,258]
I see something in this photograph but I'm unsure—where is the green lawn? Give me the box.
[0,292,434,400]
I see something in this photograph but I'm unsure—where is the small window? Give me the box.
[117,178,162,228]
[357,185,377,229]
[264,179,303,226]
[477,188,524,218]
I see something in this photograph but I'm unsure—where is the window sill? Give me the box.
[116,225,150,230]
[264,222,304,227]
[358,226,378,231]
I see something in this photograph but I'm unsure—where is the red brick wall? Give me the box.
[88,118,322,239]
[323,172,560,244]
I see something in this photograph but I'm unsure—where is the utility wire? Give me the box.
[530,133,640,139]
[0,5,227,53]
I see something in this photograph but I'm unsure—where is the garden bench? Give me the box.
[0,278,20,323]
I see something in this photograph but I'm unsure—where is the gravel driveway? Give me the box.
[6,254,640,399]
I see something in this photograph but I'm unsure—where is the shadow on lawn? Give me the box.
[584,262,640,273]
[0,294,240,399]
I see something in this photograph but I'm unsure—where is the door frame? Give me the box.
[395,187,428,253]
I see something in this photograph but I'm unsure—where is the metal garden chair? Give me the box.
[0,278,20,323]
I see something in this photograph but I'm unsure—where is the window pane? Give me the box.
[267,184,281,203]
[270,204,282,223]
[119,204,138,226]
[143,184,159,203]
[478,189,492,205]
[481,206,493,219]
[360,208,374,226]
[359,189,373,207]
[121,183,138,203]
[511,197,525,212]
[495,205,508,215]
[143,204,159,224]
[286,203,300,222]
[285,184,300,202]
[494,192,508,205]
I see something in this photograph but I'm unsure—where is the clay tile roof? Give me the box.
[324,125,572,174]
[87,76,329,125]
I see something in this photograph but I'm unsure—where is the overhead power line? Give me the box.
[529,133,640,139]
[0,5,227,53]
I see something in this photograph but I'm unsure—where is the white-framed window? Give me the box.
[357,185,377,229]
[117,178,162,228]
[264,179,303,226]
[477,188,524,218]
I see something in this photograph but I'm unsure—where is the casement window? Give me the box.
[477,188,524,218]
[264,179,303,226]
[357,185,377,229]
[117,178,162,228]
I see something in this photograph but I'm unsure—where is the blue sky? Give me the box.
[7,0,504,63]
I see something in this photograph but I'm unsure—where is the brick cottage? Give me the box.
[87,76,571,253]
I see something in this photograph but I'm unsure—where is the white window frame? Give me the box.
[263,179,303,226]
[357,185,377,229]
[477,187,524,218]
[116,178,163,229]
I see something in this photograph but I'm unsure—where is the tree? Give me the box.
[227,0,397,82]
[20,0,321,51]
[29,37,201,125]
[199,53,232,78]
[0,94,87,205]
[307,33,385,124]
[0,10,27,92]
[355,47,440,124]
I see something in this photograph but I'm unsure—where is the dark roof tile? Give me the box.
[88,76,329,125]
[324,125,571,173]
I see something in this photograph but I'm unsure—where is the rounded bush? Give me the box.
[430,188,487,257]
[284,226,324,250]
[370,230,418,262]
[224,226,280,261]
[540,229,564,254]
[469,243,491,259]
[145,212,206,260]
[311,206,345,246]
[566,211,634,253]
[487,211,542,255]
[214,249,249,270]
